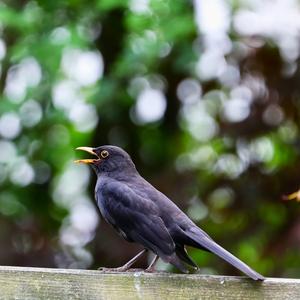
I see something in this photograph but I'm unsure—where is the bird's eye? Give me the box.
[100,150,109,159]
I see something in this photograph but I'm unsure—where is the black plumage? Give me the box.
[75,145,264,280]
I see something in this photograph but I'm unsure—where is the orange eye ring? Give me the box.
[100,150,109,159]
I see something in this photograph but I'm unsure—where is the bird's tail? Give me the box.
[166,253,189,273]
[186,227,265,281]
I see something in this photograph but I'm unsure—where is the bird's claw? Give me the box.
[144,267,156,273]
[98,266,129,272]
[99,267,165,273]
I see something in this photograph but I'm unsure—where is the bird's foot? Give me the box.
[98,267,144,273]
[98,266,129,272]
[123,268,144,272]
[144,266,156,273]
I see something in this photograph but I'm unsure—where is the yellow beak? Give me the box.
[74,147,99,164]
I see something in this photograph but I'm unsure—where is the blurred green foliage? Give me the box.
[0,0,300,277]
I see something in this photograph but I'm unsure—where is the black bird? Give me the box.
[75,145,264,280]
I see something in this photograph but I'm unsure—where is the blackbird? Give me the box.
[75,145,264,280]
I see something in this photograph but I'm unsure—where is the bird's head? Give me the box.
[75,145,136,176]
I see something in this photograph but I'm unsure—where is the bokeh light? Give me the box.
[0,0,299,277]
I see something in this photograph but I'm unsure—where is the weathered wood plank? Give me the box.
[0,266,299,300]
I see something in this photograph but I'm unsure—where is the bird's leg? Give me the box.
[145,255,159,273]
[116,249,148,271]
[98,249,148,272]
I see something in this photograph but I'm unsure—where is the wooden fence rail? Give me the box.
[0,266,299,299]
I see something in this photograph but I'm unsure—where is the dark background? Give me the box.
[0,0,300,277]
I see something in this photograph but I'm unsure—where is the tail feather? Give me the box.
[187,227,265,281]
[167,253,189,273]
[175,244,198,269]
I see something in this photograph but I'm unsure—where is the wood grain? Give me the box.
[0,266,299,299]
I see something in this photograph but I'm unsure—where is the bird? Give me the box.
[75,145,265,280]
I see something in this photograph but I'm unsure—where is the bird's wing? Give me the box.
[99,181,176,259]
